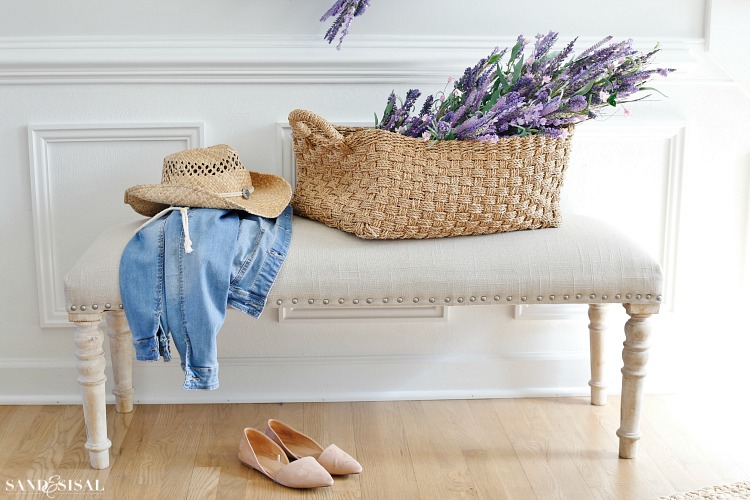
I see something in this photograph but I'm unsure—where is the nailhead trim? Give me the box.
[77,290,664,315]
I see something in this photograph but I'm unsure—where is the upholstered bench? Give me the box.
[64,214,662,469]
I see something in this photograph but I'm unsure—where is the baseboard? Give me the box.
[0,352,608,405]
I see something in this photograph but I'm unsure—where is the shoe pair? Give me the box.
[239,419,362,489]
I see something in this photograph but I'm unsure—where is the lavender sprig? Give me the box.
[375,31,673,141]
[321,0,371,50]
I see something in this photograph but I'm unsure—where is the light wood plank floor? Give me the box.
[0,395,748,499]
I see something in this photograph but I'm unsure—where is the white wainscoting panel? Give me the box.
[28,123,204,326]
[517,121,686,319]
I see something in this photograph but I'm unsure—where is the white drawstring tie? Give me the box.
[132,187,253,254]
[136,206,194,254]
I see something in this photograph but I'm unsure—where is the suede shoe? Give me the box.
[239,427,334,489]
[265,419,363,475]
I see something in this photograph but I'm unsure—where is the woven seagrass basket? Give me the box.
[289,109,575,239]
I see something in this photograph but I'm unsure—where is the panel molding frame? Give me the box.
[278,306,447,322]
[28,123,204,327]
[515,121,686,319]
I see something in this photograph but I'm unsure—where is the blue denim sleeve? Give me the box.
[119,216,171,362]
[228,205,292,318]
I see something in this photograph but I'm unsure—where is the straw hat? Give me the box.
[124,144,292,218]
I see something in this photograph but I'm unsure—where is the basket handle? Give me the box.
[288,109,344,145]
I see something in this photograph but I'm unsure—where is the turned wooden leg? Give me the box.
[617,303,659,459]
[73,315,112,469]
[105,310,135,413]
[588,304,608,406]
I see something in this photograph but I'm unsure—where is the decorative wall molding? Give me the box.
[278,306,447,322]
[0,35,703,85]
[28,123,204,327]
[745,180,750,302]
[513,304,589,320]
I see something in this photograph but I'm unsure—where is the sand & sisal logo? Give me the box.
[5,475,103,498]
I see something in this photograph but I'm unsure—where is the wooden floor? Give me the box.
[0,395,748,499]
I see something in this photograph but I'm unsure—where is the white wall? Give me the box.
[1,0,747,404]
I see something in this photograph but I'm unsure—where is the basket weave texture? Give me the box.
[289,109,575,239]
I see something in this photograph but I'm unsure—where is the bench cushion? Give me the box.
[65,214,663,315]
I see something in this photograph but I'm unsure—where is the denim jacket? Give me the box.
[119,205,292,390]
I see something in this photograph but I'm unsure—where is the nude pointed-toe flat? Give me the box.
[265,419,363,475]
[239,427,334,489]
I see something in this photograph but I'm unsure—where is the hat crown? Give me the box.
[162,144,245,185]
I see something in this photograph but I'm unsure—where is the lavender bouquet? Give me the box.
[377,32,673,141]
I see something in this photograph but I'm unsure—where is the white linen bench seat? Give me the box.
[64,214,663,469]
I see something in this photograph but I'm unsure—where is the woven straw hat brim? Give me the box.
[124,171,292,218]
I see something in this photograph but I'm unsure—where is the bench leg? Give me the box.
[588,304,608,406]
[617,303,659,458]
[105,310,135,413]
[73,315,112,469]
